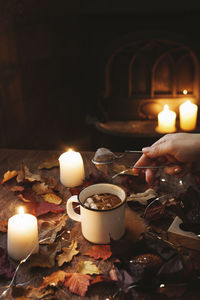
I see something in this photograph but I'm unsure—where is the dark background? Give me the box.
[1,0,200,151]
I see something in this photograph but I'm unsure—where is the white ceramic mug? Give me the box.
[66,183,126,244]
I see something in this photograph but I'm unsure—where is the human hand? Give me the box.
[133,133,200,184]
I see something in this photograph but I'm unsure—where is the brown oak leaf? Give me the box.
[12,285,54,299]
[65,273,92,297]
[32,182,52,195]
[0,220,8,232]
[56,240,79,266]
[28,242,61,269]
[1,170,18,184]
[17,165,41,183]
[77,261,100,275]
[35,201,64,217]
[85,245,112,261]
[43,193,62,205]
[38,214,67,244]
[41,270,67,288]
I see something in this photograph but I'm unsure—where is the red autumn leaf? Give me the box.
[0,220,8,232]
[85,245,112,261]
[0,247,15,279]
[65,273,92,297]
[35,201,64,217]
[91,275,112,285]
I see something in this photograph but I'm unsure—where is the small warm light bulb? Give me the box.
[183,89,188,95]
[18,206,24,215]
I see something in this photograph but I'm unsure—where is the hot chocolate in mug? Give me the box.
[66,183,126,244]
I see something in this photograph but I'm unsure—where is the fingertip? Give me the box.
[132,167,140,175]
[145,169,154,185]
[142,147,151,153]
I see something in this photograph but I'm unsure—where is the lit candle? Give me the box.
[179,100,198,131]
[59,149,85,187]
[157,105,176,133]
[7,207,39,261]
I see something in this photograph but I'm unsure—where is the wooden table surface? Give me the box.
[0,149,119,299]
[0,149,199,300]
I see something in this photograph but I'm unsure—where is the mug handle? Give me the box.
[66,195,81,222]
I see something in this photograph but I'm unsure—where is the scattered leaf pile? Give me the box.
[1,163,200,299]
[1,165,64,218]
[110,232,200,298]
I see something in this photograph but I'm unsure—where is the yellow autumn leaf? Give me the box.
[43,193,62,205]
[77,261,100,275]
[42,270,67,288]
[1,170,18,184]
[56,240,79,267]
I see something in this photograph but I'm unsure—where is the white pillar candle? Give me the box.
[7,207,39,261]
[157,105,176,133]
[59,149,85,187]
[179,100,198,131]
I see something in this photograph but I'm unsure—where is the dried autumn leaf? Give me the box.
[32,182,52,195]
[11,185,24,192]
[91,275,112,285]
[0,220,8,232]
[77,260,100,275]
[35,201,64,217]
[12,285,54,299]
[65,273,92,297]
[17,187,36,203]
[17,165,41,183]
[43,193,62,205]
[28,242,61,269]
[38,155,59,170]
[85,245,112,261]
[38,214,67,244]
[1,170,18,184]
[57,240,79,266]
[41,270,67,288]
[42,177,59,191]
[144,203,166,221]
[0,247,15,279]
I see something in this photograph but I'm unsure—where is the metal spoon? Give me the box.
[92,148,143,165]
[111,165,163,179]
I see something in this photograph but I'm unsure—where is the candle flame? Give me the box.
[18,206,24,215]
[184,100,193,106]
[67,148,73,153]
[164,104,169,111]
[183,89,188,95]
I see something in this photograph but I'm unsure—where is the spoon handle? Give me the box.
[125,150,143,153]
